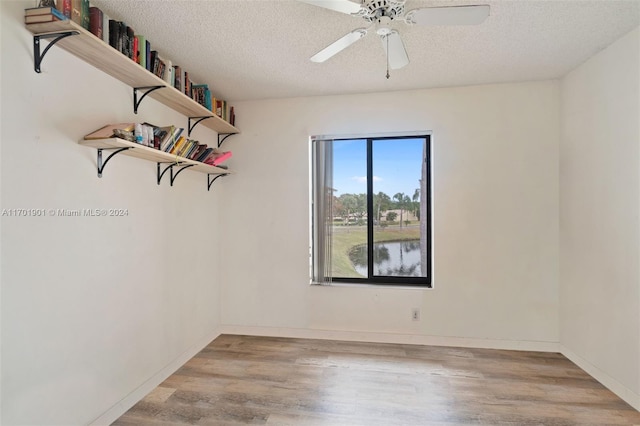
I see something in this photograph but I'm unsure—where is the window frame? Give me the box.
[312,134,432,288]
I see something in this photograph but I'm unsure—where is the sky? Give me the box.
[332,138,425,197]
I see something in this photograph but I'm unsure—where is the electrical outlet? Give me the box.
[412,308,420,321]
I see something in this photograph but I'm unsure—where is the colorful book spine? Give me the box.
[119,22,127,55]
[132,36,139,63]
[173,65,181,91]
[163,59,173,85]
[71,0,82,25]
[89,7,103,40]
[126,26,135,60]
[210,151,232,166]
[82,0,90,30]
[135,35,146,69]
[56,0,71,18]
[145,40,151,72]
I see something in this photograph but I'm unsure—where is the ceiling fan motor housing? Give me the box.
[362,0,406,22]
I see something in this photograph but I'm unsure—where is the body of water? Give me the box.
[350,240,422,277]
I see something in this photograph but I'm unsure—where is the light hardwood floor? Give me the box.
[113,334,640,425]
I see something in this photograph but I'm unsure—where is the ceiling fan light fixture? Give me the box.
[381,30,409,70]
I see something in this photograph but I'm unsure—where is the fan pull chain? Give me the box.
[385,35,390,79]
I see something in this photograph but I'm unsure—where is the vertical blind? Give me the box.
[311,137,333,284]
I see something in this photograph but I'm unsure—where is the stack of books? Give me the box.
[84,123,233,167]
[25,2,103,40]
[24,6,68,24]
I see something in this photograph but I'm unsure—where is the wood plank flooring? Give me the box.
[113,335,640,425]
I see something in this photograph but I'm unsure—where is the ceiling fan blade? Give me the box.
[311,29,367,63]
[381,31,409,70]
[298,0,363,15]
[405,5,490,26]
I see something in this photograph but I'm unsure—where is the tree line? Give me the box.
[332,190,420,228]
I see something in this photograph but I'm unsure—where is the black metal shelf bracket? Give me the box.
[218,133,236,148]
[170,164,195,186]
[157,161,196,186]
[188,116,213,137]
[207,173,229,191]
[96,147,132,178]
[133,86,164,114]
[33,31,79,73]
[157,161,179,185]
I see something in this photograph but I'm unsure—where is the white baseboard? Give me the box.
[560,344,640,411]
[218,325,560,352]
[89,327,222,426]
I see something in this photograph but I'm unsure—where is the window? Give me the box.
[311,134,432,287]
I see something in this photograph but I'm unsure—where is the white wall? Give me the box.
[560,26,640,409]
[219,80,560,350]
[1,1,223,424]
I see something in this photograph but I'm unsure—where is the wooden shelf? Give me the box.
[26,20,239,135]
[80,137,232,175]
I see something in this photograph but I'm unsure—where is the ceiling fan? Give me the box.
[299,0,490,78]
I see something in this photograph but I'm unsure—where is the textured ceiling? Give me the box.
[90,0,640,102]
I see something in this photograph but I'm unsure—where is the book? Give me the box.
[163,58,173,85]
[119,22,127,56]
[193,85,209,109]
[126,26,135,60]
[70,0,81,25]
[196,147,214,162]
[174,138,187,156]
[151,126,168,150]
[183,140,198,158]
[102,12,111,44]
[135,35,146,69]
[89,7,103,40]
[190,144,207,160]
[170,136,187,155]
[108,20,119,50]
[145,40,151,72]
[82,0,90,30]
[177,139,194,158]
[25,6,54,16]
[156,126,173,151]
[150,50,158,74]
[204,88,212,111]
[173,65,182,92]
[25,13,64,23]
[161,127,183,152]
[159,128,174,151]
[57,0,71,18]
[204,150,232,166]
[185,141,201,159]
[184,71,191,96]
[155,54,168,80]
[190,84,205,108]
[84,123,135,140]
[132,36,139,63]
[25,6,65,18]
